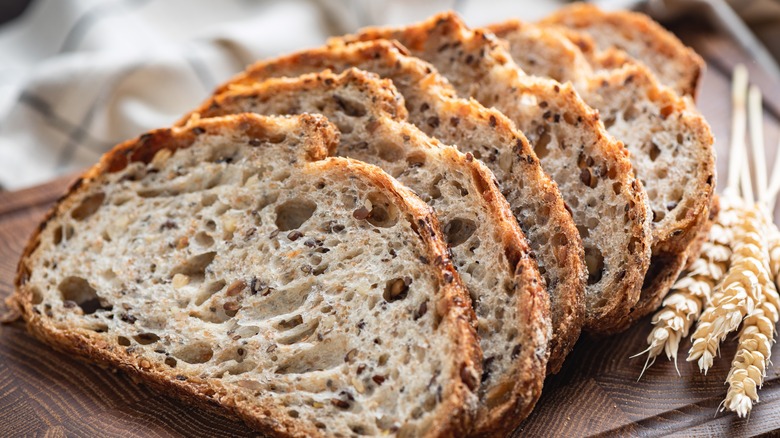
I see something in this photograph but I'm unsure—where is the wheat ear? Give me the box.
[687,204,773,373]
[721,208,779,417]
[634,199,737,376]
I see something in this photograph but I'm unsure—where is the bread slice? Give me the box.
[198,39,584,376]
[489,20,716,331]
[184,68,552,435]
[539,3,705,97]
[337,12,652,335]
[10,113,484,437]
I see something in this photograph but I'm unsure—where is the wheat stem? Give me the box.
[749,86,767,204]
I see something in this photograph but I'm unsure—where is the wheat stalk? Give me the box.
[633,199,736,377]
[721,208,779,417]
[687,205,773,373]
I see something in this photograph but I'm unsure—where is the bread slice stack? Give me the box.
[9,5,714,436]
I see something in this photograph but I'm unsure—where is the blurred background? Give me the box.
[0,0,778,190]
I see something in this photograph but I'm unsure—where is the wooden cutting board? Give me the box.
[1,24,780,438]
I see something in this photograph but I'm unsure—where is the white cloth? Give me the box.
[0,0,565,190]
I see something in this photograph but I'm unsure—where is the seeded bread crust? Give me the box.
[539,3,705,97]
[489,20,716,331]
[336,12,652,337]
[185,68,553,434]
[199,40,584,376]
[11,113,483,438]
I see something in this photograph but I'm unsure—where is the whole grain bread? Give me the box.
[539,3,705,97]
[200,39,584,376]
[336,12,653,335]
[10,113,484,437]
[489,20,716,331]
[184,68,553,435]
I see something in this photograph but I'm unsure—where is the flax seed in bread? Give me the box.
[10,113,482,437]
[185,68,552,434]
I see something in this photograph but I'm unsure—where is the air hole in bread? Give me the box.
[194,279,226,306]
[362,193,399,228]
[584,246,605,285]
[193,231,215,247]
[275,199,317,231]
[406,151,426,168]
[173,342,213,364]
[277,318,320,345]
[58,276,110,314]
[171,252,216,279]
[31,287,43,305]
[164,357,177,368]
[647,141,662,162]
[623,104,640,122]
[349,425,368,436]
[533,127,551,158]
[117,336,131,346]
[652,209,666,223]
[333,94,367,117]
[443,218,477,247]
[134,333,160,345]
[383,277,411,303]
[656,168,668,179]
[603,116,616,129]
[430,175,443,199]
[375,140,405,162]
[53,224,75,245]
[563,112,577,125]
[278,315,303,330]
[71,192,106,221]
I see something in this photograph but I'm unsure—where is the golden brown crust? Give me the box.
[190,43,583,375]
[540,3,705,97]
[188,66,553,434]
[337,11,651,337]
[11,114,482,438]
[489,19,716,334]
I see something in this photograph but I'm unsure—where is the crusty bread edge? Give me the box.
[539,3,705,97]
[11,113,483,438]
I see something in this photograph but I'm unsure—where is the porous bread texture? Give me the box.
[489,20,716,331]
[200,40,584,376]
[11,113,483,438]
[539,3,705,97]
[337,12,652,335]
[184,68,552,433]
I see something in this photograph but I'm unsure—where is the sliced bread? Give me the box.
[337,12,653,334]
[197,39,585,376]
[490,20,716,330]
[539,3,705,97]
[10,113,483,437]
[184,68,552,435]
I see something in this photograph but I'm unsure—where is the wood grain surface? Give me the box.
[1,23,780,438]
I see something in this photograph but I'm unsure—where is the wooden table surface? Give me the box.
[2,23,780,438]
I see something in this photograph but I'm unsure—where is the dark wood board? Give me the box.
[1,25,780,438]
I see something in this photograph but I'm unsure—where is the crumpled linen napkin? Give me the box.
[0,0,564,190]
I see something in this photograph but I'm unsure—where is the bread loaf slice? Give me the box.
[489,20,716,331]
[337,12,653,335]
[10,113,483,437]
[539,3,705,97]
[198,39,584,376]
[184,68,552,435]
